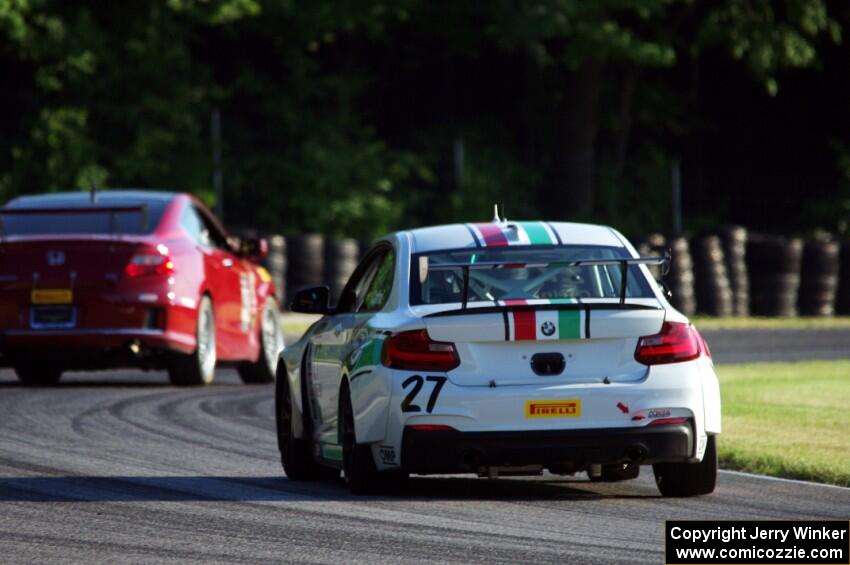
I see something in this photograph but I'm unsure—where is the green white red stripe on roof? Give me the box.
[467,221,559,247]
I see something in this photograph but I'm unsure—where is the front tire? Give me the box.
[168,295,216,386]
[238,297,284,384]
[14,364,63,386]
[653,435,718,497]
[341,383,381,494]
[275,360,339,480]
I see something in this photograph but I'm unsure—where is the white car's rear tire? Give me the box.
[653,435,718,497]
[341,384,381,494]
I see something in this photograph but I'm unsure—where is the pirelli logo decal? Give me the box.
[525,399,581,418]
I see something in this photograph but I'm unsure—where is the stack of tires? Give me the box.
[665,237,697,316]
[691,235,734,317]
[838,242,850,315]
[746,235,803,316]
[359,239,374,260]
[266,235,287,306]
[324,239,360,303]
[286,234,325,307]
[718,226,749,316]
[635,233,666,280]
[798,238,840,316]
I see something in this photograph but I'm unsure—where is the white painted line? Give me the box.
[720,469,850,491]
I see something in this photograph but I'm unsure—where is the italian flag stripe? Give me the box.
[558,309,583,339]
[473,223,509,247]
[518,221,556,245]
[507,306,586,341]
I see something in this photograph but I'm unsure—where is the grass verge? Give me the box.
[281,313,321,339]
[717,360,850,487]
[693,316,850,330]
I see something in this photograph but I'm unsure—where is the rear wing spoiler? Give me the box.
[0,205,148,237]
[425,253,671,310]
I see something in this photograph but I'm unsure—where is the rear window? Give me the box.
[1,199,168,236]
[411,245,655,305]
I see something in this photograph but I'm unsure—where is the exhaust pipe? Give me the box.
[625,446,647,463]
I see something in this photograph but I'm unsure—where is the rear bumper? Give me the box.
[0,328,195,360]
[401,422,693,474]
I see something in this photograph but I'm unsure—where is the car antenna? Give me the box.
[492,203,501,223]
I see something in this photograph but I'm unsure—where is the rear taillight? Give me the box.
[382,329,460,372]
[125,244,174,278]
[634,322,702,365]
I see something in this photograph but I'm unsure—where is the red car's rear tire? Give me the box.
[238,297,283,384]
[168,295,216,386]
[14,364,63,386]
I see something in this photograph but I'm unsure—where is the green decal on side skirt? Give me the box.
[322,444,343,462]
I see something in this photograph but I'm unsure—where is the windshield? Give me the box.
[411,245,655,305]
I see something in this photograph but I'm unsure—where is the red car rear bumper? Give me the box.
[0,328,195,355]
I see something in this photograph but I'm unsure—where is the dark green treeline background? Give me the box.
[2,0,849,239]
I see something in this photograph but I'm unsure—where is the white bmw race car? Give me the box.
[275,220,721,496]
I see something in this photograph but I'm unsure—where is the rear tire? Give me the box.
[275,360,339,480]
[653,435,718,497]
[168,295,216,386]
[14,364,62,386]
[341,384,381,494]
[238,297,284,384]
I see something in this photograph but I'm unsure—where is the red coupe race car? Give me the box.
[0,189,283,386]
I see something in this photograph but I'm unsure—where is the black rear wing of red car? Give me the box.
[0,205,148,237]
[424,252,671,311]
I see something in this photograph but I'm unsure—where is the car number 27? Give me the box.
[401,375,447,413]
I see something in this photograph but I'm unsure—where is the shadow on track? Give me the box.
[0,381,176,389]
[0,475,658,503]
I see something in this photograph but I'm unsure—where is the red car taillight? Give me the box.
[382,329,460,372]
[634,322,702,365]
[125,244,174,278]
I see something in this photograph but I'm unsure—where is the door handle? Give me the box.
[222,258,234,268]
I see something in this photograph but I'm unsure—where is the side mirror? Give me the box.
[290,286,333,315]
[240,237,269,260]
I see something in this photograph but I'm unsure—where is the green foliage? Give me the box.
[0,0,845,238]
[699,0,839,95]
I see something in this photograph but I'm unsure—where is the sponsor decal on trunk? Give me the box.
[502,300,587,341]
[525,399,581,418]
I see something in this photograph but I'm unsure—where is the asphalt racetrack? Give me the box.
[1,362,848,564]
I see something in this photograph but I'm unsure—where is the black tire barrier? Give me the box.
[635,233,666,281]
[286,233,325,307]
[359,239,374,260]
[837,242,850,315]
[691,235,734,317]
[798,238,840,316]
[746,235,803,317]
[665,237,696,316]
[324,238,360,302]
[266,235,287,307]
[718,225,749,316]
